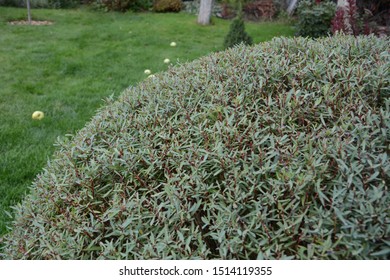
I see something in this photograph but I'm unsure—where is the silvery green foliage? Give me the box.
[2,35,389,259]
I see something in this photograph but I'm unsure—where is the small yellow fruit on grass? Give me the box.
[144,69,151,75]
[32,111,44,120]
[170,42,177,47]
[164,58,170,64]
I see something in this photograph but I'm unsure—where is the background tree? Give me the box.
[26,0,31,24]
[198,0,214,25]
[287,0,299,14]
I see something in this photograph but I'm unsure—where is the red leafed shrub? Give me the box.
[243,0,276,21]
[331,0,388,36]
[331,0,359,35]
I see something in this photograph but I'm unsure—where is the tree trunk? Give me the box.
[198,0,214,25]
[27,0,31,24]
[287,0,299,15]
[337,0,348,8]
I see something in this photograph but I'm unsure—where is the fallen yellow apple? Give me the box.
[32,111,44,120]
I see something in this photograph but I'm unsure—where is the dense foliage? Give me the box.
[296,0,336,38]
[95,0,152,12]
[153,0,183,13]
[1,35,389,260]
[0,0,79,8]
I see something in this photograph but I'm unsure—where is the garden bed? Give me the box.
[9,20,53,25]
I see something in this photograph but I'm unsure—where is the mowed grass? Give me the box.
[0,7,294,235]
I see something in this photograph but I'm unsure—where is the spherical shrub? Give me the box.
[1,35,389,260]
[154,0,183,13]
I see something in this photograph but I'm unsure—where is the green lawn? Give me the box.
[0,7,294,236]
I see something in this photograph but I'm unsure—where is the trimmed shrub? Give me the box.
[0,0,78,8]
[296,0,336,38]
[131,0,153,11]
[95,0,153,12]
[153,0,183,13]
[0,0,39,7]
[1,35,389,260]
[99,0,132,11]
[223,15,253,49]
[47,0,80,8]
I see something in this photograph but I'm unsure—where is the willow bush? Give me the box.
[1,35,389,259]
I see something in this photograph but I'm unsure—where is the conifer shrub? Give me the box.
[1,35,389,260]
[224,15,253,49]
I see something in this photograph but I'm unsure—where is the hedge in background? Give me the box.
[94,0,153,12]
[296,0,336,38]
[1,35,389,259]
[153,0,183,13]
[0,0,79,8]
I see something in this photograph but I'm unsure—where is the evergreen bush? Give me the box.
[223,15,253,49]
[1,35,389,260]
[296,0,336,38]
